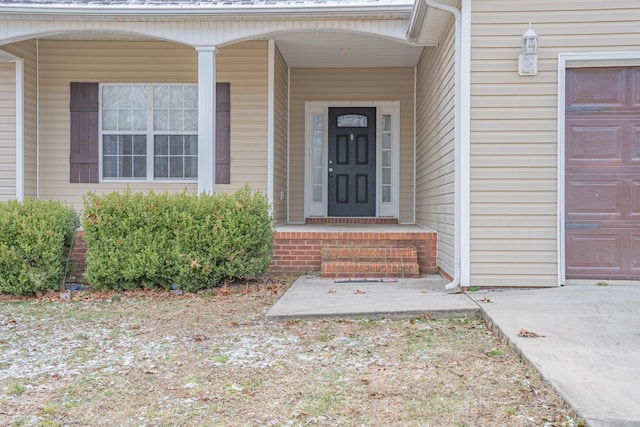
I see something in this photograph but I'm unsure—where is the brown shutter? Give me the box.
[215,82,231,184]
[69,82,99,183]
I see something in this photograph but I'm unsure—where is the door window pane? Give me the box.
[381,114,392,203]
[312,113,323,203]
[337,114,367,128]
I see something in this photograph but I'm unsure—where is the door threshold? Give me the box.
[305,217,398,225]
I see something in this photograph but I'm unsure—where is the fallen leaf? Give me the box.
[355,289,366,294]
[480,297,492,303]
[328,289,337,294]
[518,328,545,338]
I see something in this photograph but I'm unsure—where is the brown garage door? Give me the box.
[566,67,640,280]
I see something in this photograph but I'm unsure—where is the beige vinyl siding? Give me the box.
[273,46,288,224]
[415,20,455,277]
[0,40,37,199]
[0,62,16,200]
[27,39,268,210]
[470,0,640,287]
[289,67,415,223]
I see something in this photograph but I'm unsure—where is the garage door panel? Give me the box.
[566,122,623,163]
[632,125,640,160]
[566,179,623,217]
[567,68,626,107]
[566,232,623,272]
[631,69,640,107]
[631,234,640,271]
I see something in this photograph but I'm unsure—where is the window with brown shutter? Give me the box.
[69,82,230,184]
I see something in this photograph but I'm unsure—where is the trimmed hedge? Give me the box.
[82,187,274,292]
[0,199,79,296]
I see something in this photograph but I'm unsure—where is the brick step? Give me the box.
[321,246,418,263]
[321,261,420,279]
[321,246,419,279]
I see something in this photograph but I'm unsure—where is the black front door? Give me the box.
[328,107,376,217]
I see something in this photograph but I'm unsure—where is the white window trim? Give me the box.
[304,100,400,218]
[557,51,640,286]
[99,82,198,183]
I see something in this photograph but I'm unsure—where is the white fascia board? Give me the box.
[0,5,414,18]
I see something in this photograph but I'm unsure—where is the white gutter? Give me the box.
[421,0,470,290]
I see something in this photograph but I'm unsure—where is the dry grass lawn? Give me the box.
[0,277,583,426]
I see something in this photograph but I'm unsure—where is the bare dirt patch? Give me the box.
[0,277,583,426]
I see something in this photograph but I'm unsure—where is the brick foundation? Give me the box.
[269,229,437,275]
[69,231,88,280]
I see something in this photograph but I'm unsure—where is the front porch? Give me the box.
[269,222,438,278]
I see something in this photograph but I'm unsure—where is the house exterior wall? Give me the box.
[0,40,37,199]
[415,20,456,278]
[3,39,269,210]
[289,67,415,223]
[470,0,640,286]
[273,45,289,224]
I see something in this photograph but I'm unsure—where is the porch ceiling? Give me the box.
[272,31,424,68]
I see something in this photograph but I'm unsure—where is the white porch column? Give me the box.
[13,58,24,201]
[196,46,217,195]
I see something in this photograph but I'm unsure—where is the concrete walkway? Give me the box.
[266,276,640,427]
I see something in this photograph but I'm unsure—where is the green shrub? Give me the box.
[0,198,79,296]
[83,187,274,292]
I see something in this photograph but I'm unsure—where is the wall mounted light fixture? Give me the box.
[518,23,538,76]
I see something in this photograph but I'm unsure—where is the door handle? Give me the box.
[328,167,334,177]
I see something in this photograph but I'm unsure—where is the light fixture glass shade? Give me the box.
[519,24,538,75]
[521,24,538,54]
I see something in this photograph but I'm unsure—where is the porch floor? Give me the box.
[270,223,437,277]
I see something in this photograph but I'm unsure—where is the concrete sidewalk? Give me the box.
[266,276,640,427]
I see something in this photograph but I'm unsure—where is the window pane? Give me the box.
[154,109,168,131]
[154,156,168,178]
[185,136,198,155]
[122,135,132,155]
[313,185,322,203]
[184,157,197,178]
[131,87,147,109]
[169,109,184,131]
[170,136,183,154]
[153,86,169,108]
[184,109,197,131]
[118,109,132,131]
[337,114,367,128]
[154,135,168,155]
[382,186,391,203]
[382,151,391,167]
[132,109,147,131]
[382,168,391,184]
[170,86,184,108]
[102,86,118,108]
[134,136,147,155]
[117,86,132,107]
[120,156,132,178]
[103,135,118,154]
[184,86,197,108]
[170,157,184,178]
[103,156,118,177]
[134,157,146,178]
[102,109,117,131]
[382,114,391,133]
